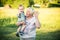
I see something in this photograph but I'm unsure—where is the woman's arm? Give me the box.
[16,21,24,26]
[35,17,40,29]
[34,11,41,29]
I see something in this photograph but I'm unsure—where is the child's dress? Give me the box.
[17,12,25,33]
[18,12,25,22]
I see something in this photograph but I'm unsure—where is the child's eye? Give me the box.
[19,9,23,10]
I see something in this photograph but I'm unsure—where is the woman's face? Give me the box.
[26,9,32,17]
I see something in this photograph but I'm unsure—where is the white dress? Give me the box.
[20,16,36,39]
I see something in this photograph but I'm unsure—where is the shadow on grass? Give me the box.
[0,24,60,40]
[0,18,60,40]
[0,23,20,40]
[0,17,19,40]
[36,30,60,40]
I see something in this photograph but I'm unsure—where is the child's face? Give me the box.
[18,6,24,13]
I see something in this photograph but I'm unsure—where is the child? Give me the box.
[16,5,26,37]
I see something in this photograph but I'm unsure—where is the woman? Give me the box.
[16,7,40,40]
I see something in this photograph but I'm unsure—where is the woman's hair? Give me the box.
[27,7,35,15]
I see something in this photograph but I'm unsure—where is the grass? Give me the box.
[0,8,60,40]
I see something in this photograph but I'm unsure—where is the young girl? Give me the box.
[16,5,26,37]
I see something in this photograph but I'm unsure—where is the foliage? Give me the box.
[0,0,29,8]
[28,0,34,7]
[48,3,60,7]
[0,0,60,8]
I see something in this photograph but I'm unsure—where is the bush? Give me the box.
[48,3,60,7]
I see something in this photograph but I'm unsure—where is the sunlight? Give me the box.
[0,8,60,33]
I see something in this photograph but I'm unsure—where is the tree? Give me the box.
[28,0,34,7]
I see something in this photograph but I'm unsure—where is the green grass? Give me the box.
[0,8,60,40]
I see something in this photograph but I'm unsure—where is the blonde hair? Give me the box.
[27,7,35,15]
[18,5,24,9]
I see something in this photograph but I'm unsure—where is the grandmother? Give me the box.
[17,7,40,40]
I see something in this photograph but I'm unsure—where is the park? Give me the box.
[0,0,60,40]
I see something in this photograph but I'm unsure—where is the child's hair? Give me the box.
[18,4,24,9]
[19,5,23,7]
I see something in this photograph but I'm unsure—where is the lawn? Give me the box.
[0,8,60,40]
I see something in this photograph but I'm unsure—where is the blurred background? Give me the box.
[0,0,60,40]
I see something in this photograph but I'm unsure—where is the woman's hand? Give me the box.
[16,21,25,26]
[34,11,40,29]
[34,11,39,18]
